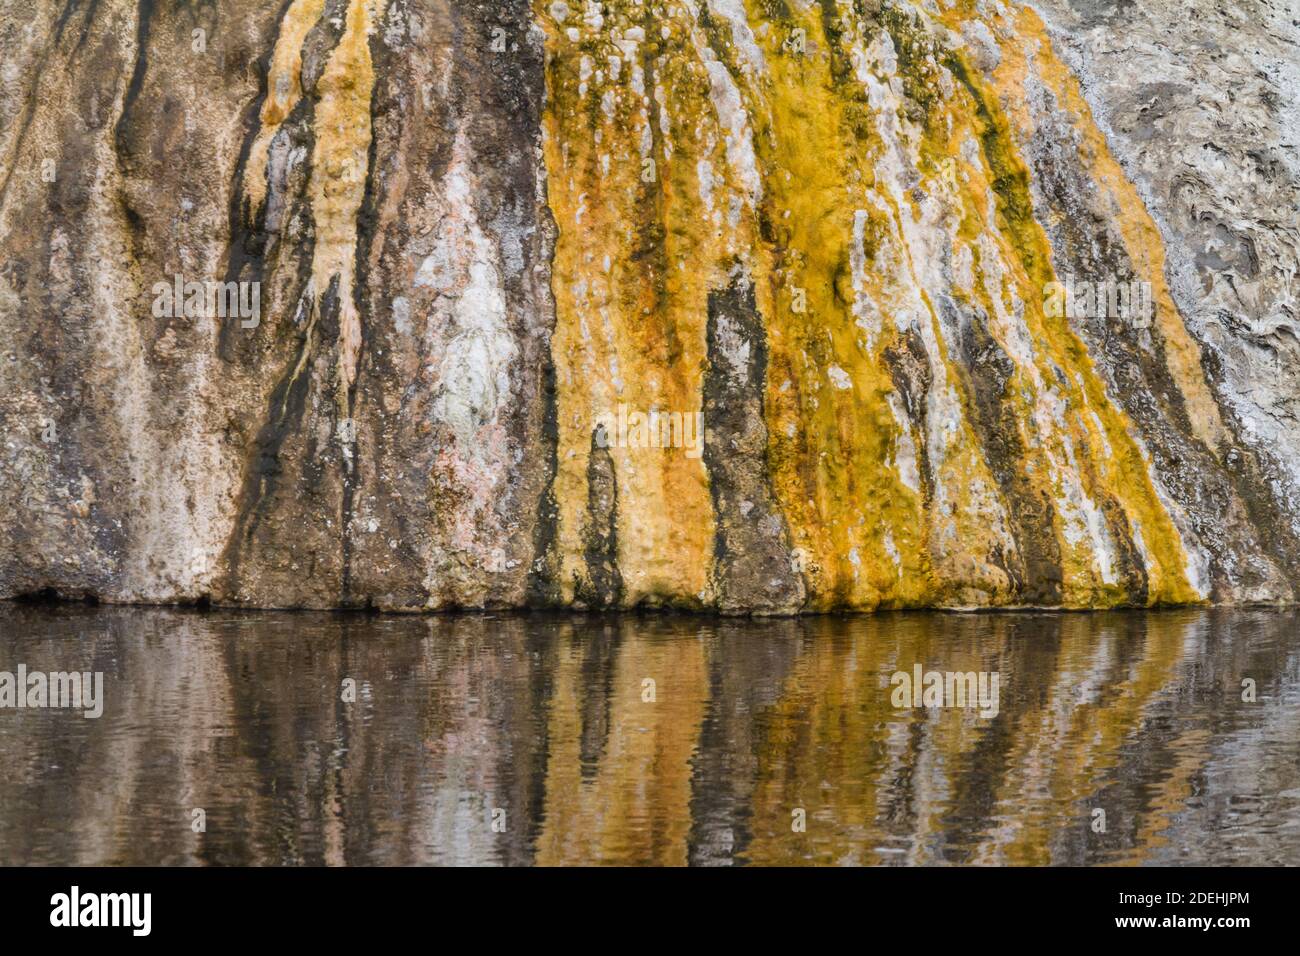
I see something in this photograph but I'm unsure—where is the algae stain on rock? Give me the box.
[4,0,1299,612]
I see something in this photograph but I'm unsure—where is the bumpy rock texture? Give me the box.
[1,0,1297,613]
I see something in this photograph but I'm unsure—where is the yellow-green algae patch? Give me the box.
[935,0,1203,605]
[537,2,723,607]
[535,0,1205,610]
[727,1,940,610]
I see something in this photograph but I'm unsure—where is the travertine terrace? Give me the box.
[2,0,1297,613]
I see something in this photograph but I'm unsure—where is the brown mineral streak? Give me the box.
[244,0,384,418]
[244,0,327,217]
[310,0,388,413]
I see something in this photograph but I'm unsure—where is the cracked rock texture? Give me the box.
[1,0,1297,613]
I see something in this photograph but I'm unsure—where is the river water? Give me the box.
[0,604,1296,865]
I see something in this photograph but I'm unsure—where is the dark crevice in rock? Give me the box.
[526,346,563,607]
[301,0,349,94]
[218,0,306,362]
[221,274,339,593]
[703,269,805,615]
[942,294,1064,604]
[112,0,155,171]
[85,6,143,289]
[882,328,936,501]
[10,587,100,607]
[12,587,63,605]
[576,431,623,609]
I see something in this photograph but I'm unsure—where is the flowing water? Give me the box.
[0,604,1297,866]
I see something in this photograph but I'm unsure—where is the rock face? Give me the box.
[1,0,1297,613]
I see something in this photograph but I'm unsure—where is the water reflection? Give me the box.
[0,605,1296,865]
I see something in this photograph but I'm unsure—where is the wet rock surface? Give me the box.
[1,1,1297,612]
